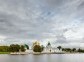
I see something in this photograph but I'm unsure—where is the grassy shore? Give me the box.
[0,52,10,54]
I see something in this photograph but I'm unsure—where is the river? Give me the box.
[0,54,84,62]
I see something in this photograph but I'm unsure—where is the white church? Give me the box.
[25,41,63,54]
[43,42,63,53]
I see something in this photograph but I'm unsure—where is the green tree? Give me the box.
[72,48,76,52]
[20,45,26,52]
[77,48,83,52]
[33,45,42,52]
[9,44,20,52]
[0,46,10,52]
[57,46,62,50]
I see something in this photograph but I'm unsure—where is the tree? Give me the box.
[77,48,84,52]
[0,46,10,52]
[72,48,76,52]
[57,46,62,50]
[20,45,26,52]
[9,44,20,52]
[66,48,71,52]
[62,48,65,51]
[33,45,42,52]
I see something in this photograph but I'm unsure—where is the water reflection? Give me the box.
[0,54,84,62]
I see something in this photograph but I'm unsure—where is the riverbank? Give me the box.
[0,52,10,54]
[0,52,84,54]
[10,52,28,55]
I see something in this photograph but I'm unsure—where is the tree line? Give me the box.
[0,44,29,52]
[57,46,84,53]
[0,44,84,53]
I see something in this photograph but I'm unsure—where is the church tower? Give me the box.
[46,41,52,52]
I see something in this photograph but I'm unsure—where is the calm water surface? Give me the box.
[0,54,84,62]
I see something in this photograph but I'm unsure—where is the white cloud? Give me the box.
[0,0,84,47]
[0,35,6,40]
[64,30,83,40]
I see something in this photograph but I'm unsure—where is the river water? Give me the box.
[0,54,84,62]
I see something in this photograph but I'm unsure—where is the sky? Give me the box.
[0,0,84,47]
